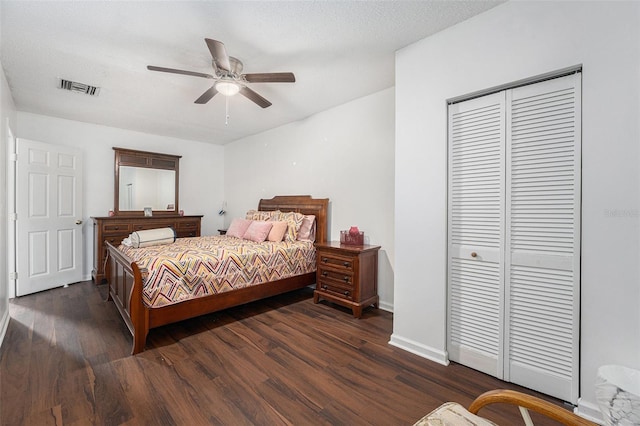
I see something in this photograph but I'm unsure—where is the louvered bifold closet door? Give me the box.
[505,73,581,403]
[448,92,506,378]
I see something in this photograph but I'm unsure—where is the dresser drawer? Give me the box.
[132,223,174,231]
[318,253,354,271]
[103,223,132,235]
[103,234,128,248]
[176,229,198,238]
[176,221,198,230]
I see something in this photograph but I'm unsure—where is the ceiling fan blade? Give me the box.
[239,86,272,108]
[243,72,296,83]
[147,65,213,79]
[205,38,231,72]
[194,86,218,104]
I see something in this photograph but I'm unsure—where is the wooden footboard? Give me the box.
[106,241,149,354]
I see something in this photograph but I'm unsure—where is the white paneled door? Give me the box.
[16,139,83,296]
[447,73,581,403]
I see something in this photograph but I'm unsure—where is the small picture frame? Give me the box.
[144,207,153,217]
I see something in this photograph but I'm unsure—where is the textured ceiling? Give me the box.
[1,1,501,144]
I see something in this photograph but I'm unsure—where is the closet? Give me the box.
[447,72,581,403]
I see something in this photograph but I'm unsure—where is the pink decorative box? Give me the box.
[340,230,364,245]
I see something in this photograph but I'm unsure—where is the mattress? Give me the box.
[118,235,316,308]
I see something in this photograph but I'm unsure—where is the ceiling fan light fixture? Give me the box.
[216,81,240,97]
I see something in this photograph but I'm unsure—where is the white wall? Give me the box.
[0,58,18,346]
[394,0,640,418]
[224,88,395,310]
[16,112,225,281]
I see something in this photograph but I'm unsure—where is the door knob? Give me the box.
[75,219,83,225]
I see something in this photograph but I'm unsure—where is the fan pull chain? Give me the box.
[225,96,230,126]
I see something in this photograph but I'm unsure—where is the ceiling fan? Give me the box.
[147,38,295,108]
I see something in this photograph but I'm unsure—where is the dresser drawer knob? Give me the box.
[343,276,349,282]
[322,258,328,263]
[322,271,328,277]
[344,291,350,296]
[322,285,328,290]
[343,262,350,267]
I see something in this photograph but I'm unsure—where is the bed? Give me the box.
[105,195,329,355]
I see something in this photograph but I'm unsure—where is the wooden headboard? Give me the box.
[258,195,330,243]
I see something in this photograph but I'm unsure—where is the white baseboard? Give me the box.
[389,333,449,366]
[378,301,393,312]
[576,397,603,424]
[0,308,10,350]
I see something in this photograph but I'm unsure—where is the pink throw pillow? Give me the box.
[243,221,274,243]
[226,218,252,238]
[297,215,316,241]
[267,221,288,242]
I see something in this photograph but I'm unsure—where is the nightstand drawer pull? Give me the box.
[322,271,328,277]
[344,291,350,296]
[343,276,349,282]
[322,257,328,263]
[343,262,350,267]
[322,285,328,290]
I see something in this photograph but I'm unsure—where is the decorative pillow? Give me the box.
[245,209,279,221]
[243,220,273,243]
[274,211,305,242]
[226,218,252,238]
[296,215,316,242]
[267,221,288,242]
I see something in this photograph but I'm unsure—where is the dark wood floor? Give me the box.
[0,281,569,425]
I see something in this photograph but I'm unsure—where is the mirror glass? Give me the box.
[118,166,176,211]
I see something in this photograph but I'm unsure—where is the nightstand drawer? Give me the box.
[317,280,354,301]
[318,268,353,287]
[318,254,354,271]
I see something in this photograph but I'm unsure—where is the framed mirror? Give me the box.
[113,147,180,216]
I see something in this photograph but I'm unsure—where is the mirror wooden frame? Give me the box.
[113,147,181,217]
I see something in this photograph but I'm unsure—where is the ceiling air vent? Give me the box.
[59,79,100,96]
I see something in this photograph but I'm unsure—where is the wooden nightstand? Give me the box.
[313,241,380,318]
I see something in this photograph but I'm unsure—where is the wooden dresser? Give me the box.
[313,241,380,318]
[91,215,202,283]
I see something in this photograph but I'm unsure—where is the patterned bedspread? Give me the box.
[118,235,316,308]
